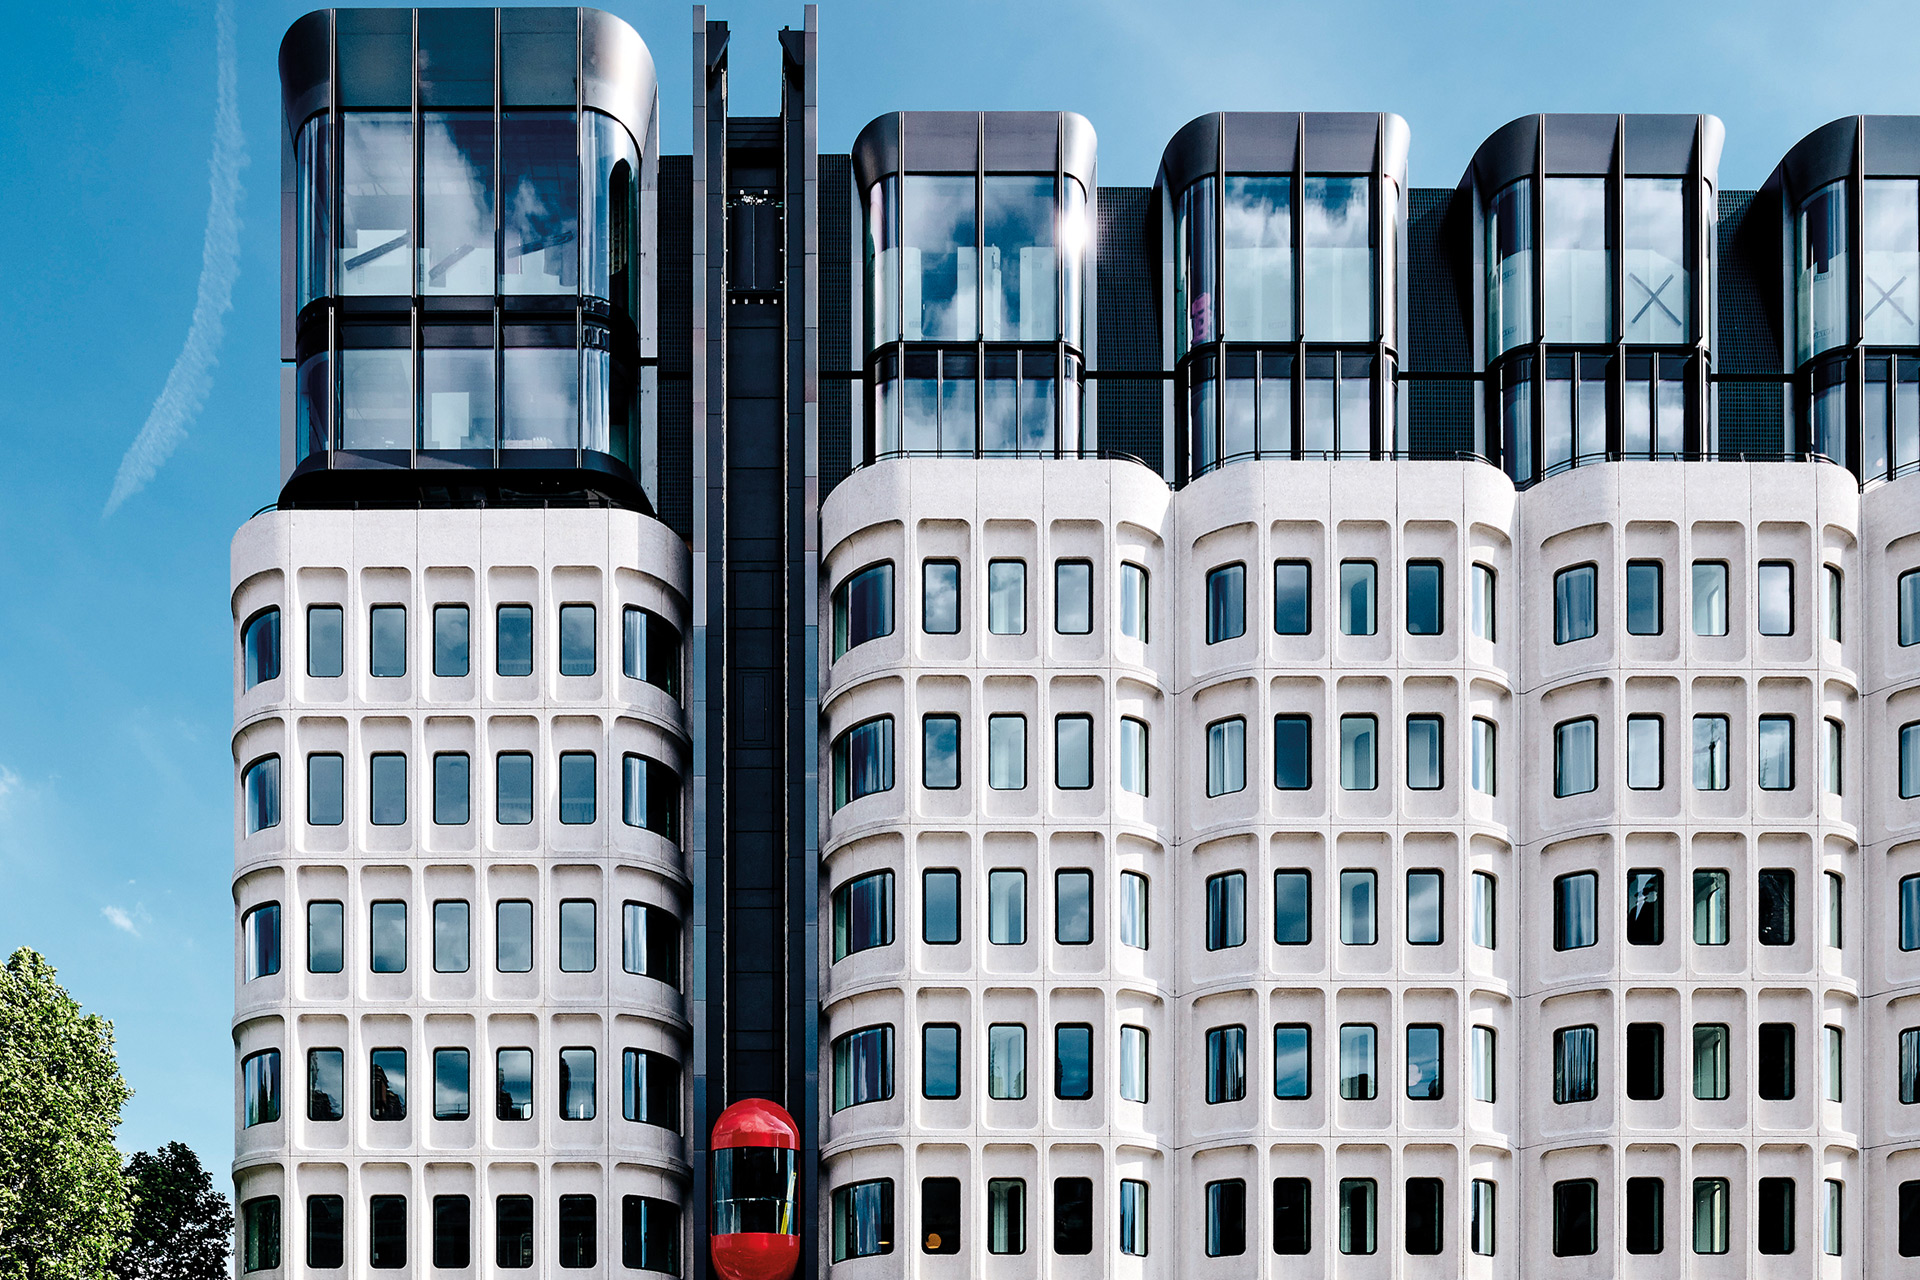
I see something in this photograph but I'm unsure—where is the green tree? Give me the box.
[112,1144,230,1280]
[0,947,133,1280]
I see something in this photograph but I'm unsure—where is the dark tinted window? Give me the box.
[1552,1179,1596,1256]
[432,1195,470,1269]
[1626,1022,1665,1099]
[1052,1178,1093,1254]
[1626,1177,1664,1254]
[496,1193,533,1267]
[1273,1177,1311,1254]
[921,1177,960,1254]
[307,1194,344,1268]
[369,1194,406,1268]
[558,1194,595,1268]
[1405,1178,1443,1255]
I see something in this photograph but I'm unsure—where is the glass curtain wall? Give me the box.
[1177,165,1394,474]
[1486,156,1704,484]
[292,81,647,476]
[864,167,1088,459]
[1836,180,1920,481]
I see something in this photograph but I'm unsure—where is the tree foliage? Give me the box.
[112,1144,231,1280]
[0,947,134,1280]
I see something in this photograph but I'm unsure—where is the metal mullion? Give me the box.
[327,11,341,461]
[976,112,986,458]
[1294,113,1307,459]
[1848,119,1867,475]
[575,9,586,467]
[410,8,422,465]
[1373,113,1386,458]
[493,9,504,468]
[1690,114,1711,456]
[1057,110,1066,458]
[1608,116,1625,458]
[1532,117,1547,480]
[1212,113,1227,471]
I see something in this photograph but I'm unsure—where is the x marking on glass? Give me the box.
[1866,275,1914,327]
[1629,272,1680,327]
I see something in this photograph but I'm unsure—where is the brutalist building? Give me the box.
[228,6,1920,1277]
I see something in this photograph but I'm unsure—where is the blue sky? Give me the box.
[1,0,1916,1178]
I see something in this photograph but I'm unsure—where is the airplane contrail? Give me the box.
[104,0,247,517]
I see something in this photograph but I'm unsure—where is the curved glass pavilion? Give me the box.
[280,7,658,508]
[1156,112,1410,480]
[1466,114,1723,485]
[852,112,1096,460]
[1768,115,1920,481]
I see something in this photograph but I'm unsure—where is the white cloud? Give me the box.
[102,905,141,937]
[104,0,248,516]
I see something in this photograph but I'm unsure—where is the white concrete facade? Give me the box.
[818,453,1920,1277]
[230,506,692,1274]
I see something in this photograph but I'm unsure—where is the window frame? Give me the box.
[1405,868,1443,945]
[830,870,895,962]
[1274,868,1312,945]
[1204,1023,1248,1104]
[986,867,1026,945]
[987,712,1027,790]
[1053,868,1093,946]
[1274,558,1311,635]
[1338,868,1377,945]
[369,602,408,677]
[920,713,960,790]
[830,1023,896,1112]
[921,868,961,945]
[1554,715,1598,796]
[1692,559,1729,636]
[1273,1023,1312,1099]
[557,602,597,677]
[1205,870,1246,951]
[1053,1022,1094,1100]
[1405,1023,1444,1100]
[1205,562,1247,644]
[1553,870,1598,951]
[921,558,961,635]
[1206,715,1247,796]
[986,558,1027,635]
[1553,562,1598,644]
[1626,713,1664,790]
[241,606,282,691]
[1757,559,1795,636]
[831,715,896,809]
[494,602,534,677]
[831,560,897,659]
[1405,713,1443,790]
[1471,562,1496,641]
[306,604,345,679]
[1119,561,1149,642]
[920,1022,961,1101]
[1053,558,1092,635]
[1552,1024,1599,1103]
[1053,713,1093,790]
[1404,558,1444,636]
